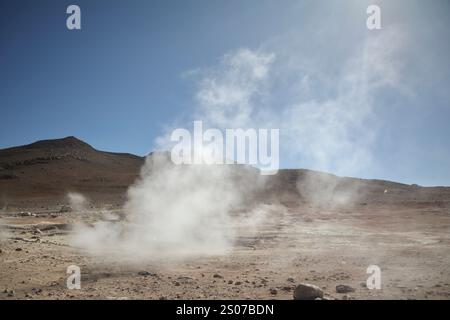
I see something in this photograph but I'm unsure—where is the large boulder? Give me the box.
[293,283,324,300]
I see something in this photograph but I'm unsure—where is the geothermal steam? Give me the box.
[67,192,88,212]
[72,153,266,261]
[72,26,406,261]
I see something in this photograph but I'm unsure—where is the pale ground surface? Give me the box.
[2,138,450,300]
[1,201,450,300]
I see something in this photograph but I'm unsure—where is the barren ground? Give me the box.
[1,201,450,300]
[1,138,449,300]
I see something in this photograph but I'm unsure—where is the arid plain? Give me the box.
[1,137,450,300]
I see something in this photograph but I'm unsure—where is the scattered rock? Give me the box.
[31,288,42,295]
[287,277,295,283]
[177,276,193,284]
[18,212,33,217]
[293,283,324,300]
[336,284,355,293]
[270,288,278,295]
[213,273,223,279]
[7,290,15,297]
[15,248,22,251]
[59,205,72,213]
[137,271,154,276]
[13,237,39,243]
[235,281,242,285]
[228,280,233,284]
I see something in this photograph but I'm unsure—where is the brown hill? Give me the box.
[0,137,449,210]
[0,136,144,207]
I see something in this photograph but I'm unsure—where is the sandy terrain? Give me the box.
[1,200,449,300]
[1,137,450,300]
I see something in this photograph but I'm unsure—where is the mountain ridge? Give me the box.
[1,137,449,209]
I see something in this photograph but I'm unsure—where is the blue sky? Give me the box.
[0,0,449,186]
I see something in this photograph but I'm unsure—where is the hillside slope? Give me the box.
[0,137,449,209]
[0,137,144,207]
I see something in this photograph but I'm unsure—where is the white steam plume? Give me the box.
[72,153,266,262]
[72,26,408,260]
[190,27,406,207]
[67,192,88,212]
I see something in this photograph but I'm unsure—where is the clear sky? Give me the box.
[0,0,449,186]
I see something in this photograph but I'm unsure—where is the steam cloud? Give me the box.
[72,26,407,261]
[72,154,267,262]
[186,26,406,207]
[67,192,88,212]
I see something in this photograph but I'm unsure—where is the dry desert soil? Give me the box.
[1,137,450,300]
